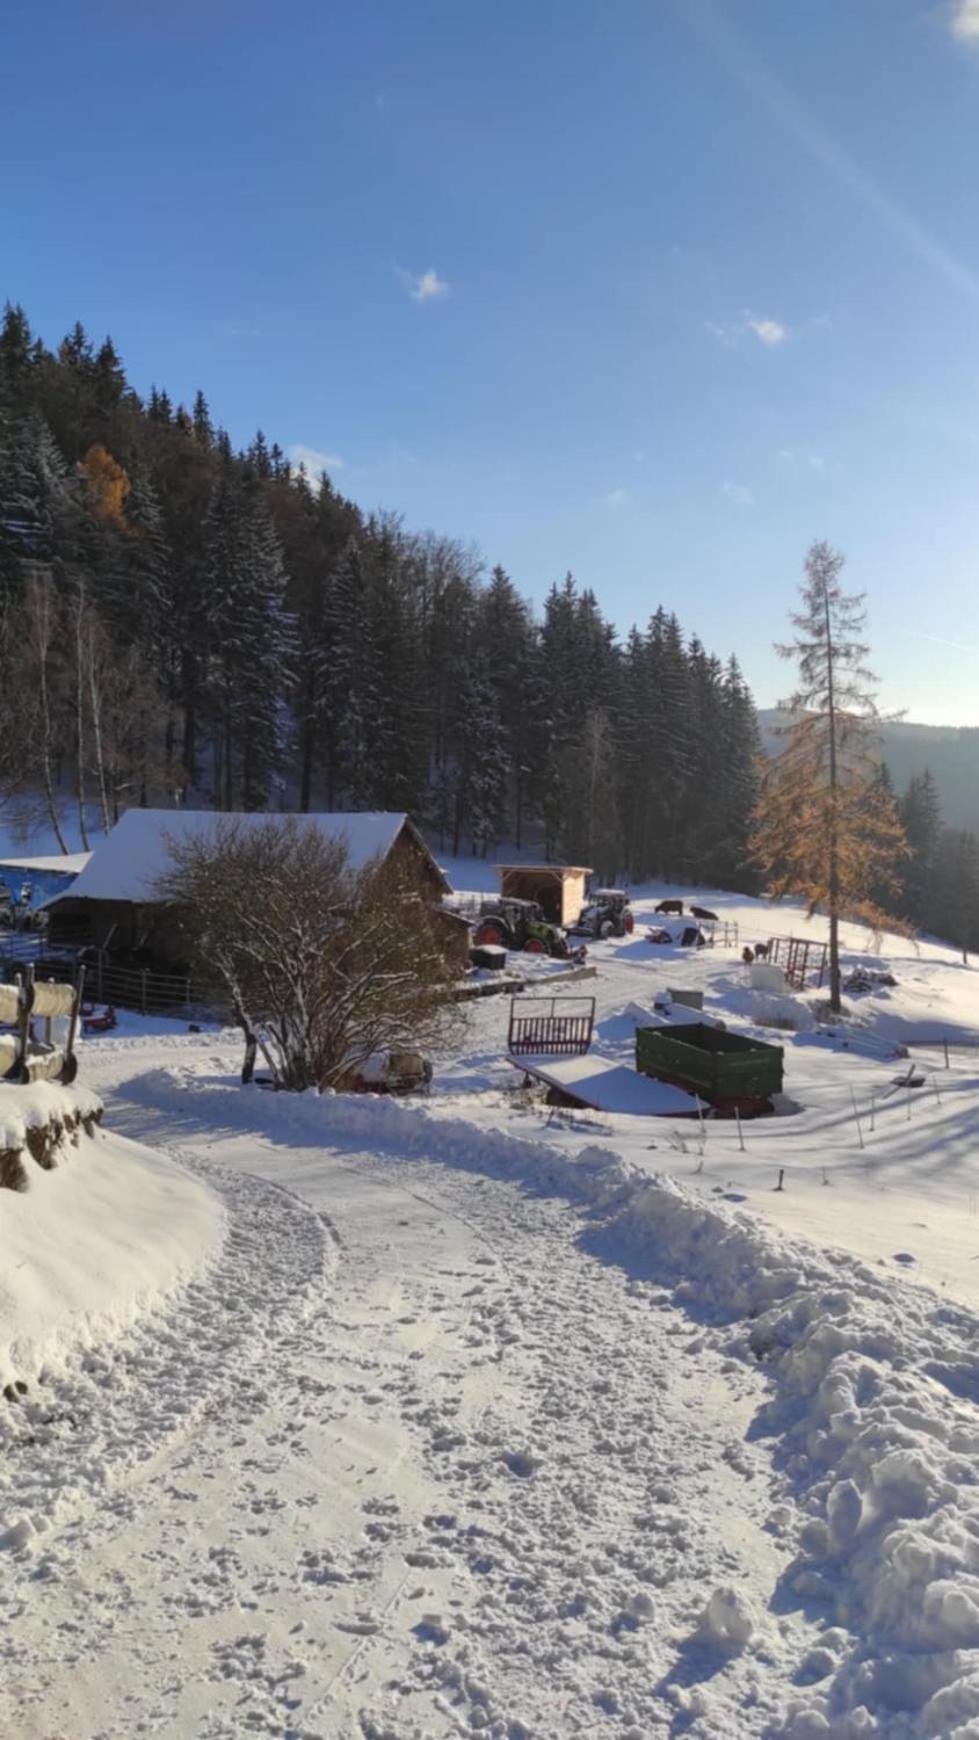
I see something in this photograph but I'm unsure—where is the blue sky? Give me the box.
[6,0,979,723]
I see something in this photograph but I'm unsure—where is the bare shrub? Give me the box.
[161,818,467,1091]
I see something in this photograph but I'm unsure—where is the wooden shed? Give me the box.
[45,810,455,972]
[494,864,592,927]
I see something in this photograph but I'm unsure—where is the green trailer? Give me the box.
[635,1022,783,1113]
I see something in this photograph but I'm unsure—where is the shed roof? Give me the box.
[45,810,447,906]
[495,864,592,876]
[0,853,91,877]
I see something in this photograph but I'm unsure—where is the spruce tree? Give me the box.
[900,769,942,926]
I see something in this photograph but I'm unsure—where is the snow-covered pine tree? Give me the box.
[201,468,295,809]
[450,648,508,856]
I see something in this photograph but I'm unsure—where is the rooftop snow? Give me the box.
[44,810,418,905]
[0,853,90,877]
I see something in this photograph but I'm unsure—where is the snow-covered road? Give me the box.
[2,1062,805,1739]
[11,866,979,1737]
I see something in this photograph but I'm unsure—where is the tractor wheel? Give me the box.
[475,920,506,948]
[624,911,635,934]
[599,919,615,940]
[523,937,547,954]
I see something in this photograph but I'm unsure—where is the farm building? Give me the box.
[45,810,464,972]
[0,852,90,917]
[494,864,592,927]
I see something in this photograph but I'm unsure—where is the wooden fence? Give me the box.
[0,936,197,1016]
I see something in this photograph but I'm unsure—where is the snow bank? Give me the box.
[0,1102,225,1390]
[143,1066,979,1737]
[0,1080,103,1160]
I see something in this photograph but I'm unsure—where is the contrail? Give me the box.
[682,1,979,309]
[897,627,979,655]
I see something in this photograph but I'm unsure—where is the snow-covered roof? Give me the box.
[495,864,592,876]
[44,810,436,906]
[0,853,91,877]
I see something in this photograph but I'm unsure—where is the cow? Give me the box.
[655,899,684,916]
[742,946,755,965]
[753,940,770,960]
[690,905,718,922]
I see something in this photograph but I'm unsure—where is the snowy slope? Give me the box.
[1,1101,225,1393]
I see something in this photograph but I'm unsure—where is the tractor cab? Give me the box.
[573,888,634,940]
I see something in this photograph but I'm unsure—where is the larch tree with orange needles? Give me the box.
[751,541,907,1014]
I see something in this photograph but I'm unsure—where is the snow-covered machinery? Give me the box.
[351,1049,434,1095]
[571,889,634,940]
[472,896,582,960]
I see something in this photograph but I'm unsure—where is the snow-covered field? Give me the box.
[6,875,979,1735]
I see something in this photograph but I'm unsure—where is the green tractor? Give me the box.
[472,896,578,959]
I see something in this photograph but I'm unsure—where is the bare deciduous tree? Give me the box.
[160,818,466,1091]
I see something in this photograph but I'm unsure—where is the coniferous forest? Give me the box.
[0,302,761,884]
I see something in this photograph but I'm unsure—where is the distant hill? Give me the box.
[758,711,979,833]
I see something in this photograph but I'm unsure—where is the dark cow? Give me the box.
[655,899,684,916]
[690,905,718,922]
[742,946,755,965]
[753,940,770,960]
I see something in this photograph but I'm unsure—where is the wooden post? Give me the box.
[13,964,35,1084]
[850,1089,865,1150]
[61,966,84,1084]
[944,1039,950,1069]
[735,1106,745,1152]
[775,1167,785,1191]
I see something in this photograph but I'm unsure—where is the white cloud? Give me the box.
[707,313,788,347]
[721,480,753,507]
[778,447,825,470]
[951,0,979,41]
[746,312,787,346]
[599,487,631,509]
[287,443,344,477]
[395,265,451,303]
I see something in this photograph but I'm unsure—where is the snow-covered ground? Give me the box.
[6,876,979,1735]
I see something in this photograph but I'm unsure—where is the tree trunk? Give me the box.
[299,714,313,812]
[73,591,91,851]
[223,705,234,811]
[823,579,842,1013]
[86,633,112,835]
[27,583,69,854]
